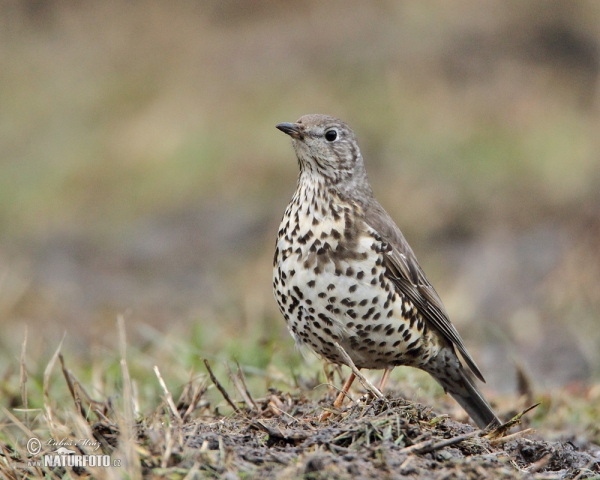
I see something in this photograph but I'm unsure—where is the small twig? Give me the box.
[0,404,38,444]
[59,354,85,417]
[117,315,142,479]
[528,452,553,473]
[398,429,482,455]
[486,403,540,439]
[118,315,137,420]
[203,359,241,414]
[489,428,534,446]
[226,363,257,412]
[183,380,209,422]
[333,342,384,400]
[313,381,356,405]
[154,366,183,422]
[161,426,176,469]
[20,327,28,425]
[267,394,285,416]
[236,360,258,411]
[268,403,305,425]
[43,333,66,434]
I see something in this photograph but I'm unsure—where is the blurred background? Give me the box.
[1,0,599,396]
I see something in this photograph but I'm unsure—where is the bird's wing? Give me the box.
[364,202,485,382]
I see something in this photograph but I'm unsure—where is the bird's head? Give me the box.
[276,114,372,197]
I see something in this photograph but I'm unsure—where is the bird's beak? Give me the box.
[276,122,303,140]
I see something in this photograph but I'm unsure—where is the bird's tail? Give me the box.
[445,368,500,429]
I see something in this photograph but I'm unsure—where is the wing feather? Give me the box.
[363,200,485,382]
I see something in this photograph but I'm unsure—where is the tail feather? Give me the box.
[447,368,500,429]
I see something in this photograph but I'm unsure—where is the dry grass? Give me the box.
[1,323,598,479]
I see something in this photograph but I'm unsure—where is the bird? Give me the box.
[272,114,500,429]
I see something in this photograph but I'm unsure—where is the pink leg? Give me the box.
[378,367,393,392]
[320,372,357,421]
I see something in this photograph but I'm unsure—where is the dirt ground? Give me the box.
[135,393,600,479]
[1,352,599,479]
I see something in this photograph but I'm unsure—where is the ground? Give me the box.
[1,350,599,479]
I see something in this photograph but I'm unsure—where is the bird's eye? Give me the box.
[325,129,338,142]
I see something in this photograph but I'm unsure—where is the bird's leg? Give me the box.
[333,372,357,409]
[319,371,357,421]
[322,362,335,395]
[378,367,393,393]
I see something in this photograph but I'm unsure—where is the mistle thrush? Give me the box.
[273,114,500,429]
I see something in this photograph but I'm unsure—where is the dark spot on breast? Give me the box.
[362,307,375,320]
[327,284,335,291]
[308,280,315,288]
[318,292,326,298]
[349,284,358,293]
[358,299,368,307]
[357,271,364,280]
[292,286,303,299]
[346,267,355,276]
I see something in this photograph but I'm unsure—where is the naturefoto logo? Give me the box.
[26,437,120,468]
